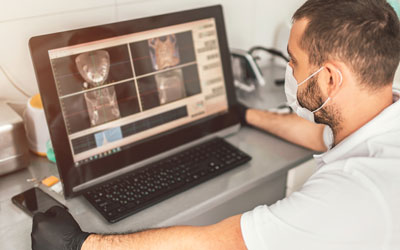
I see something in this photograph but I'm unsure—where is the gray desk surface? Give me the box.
[0,64,314,249]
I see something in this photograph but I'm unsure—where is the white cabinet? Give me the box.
[286,159,317,197]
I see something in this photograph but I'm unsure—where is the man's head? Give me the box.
[288,0,400,143]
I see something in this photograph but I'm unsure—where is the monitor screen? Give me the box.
[29,5,239,198]
[48,18,228,167]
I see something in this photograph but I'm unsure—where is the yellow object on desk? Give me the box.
[41,176,59,187]
[29,94,44,109]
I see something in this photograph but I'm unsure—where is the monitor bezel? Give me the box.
[29,5,239,198]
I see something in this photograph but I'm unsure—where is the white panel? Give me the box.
[220,0,257,49]
[116,0,150,3]
[116,0,157,4]
[286,159,317,197]
[115,0,304,50]
[0,7,116,102]
[253,0,305,46]
[115,0,224,21]
[394,65,400,89]
[249,0,306,67]
[0,0,115,22]
[115,0,258,50]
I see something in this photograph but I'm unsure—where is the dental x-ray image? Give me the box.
[130,31,196,76]
[148,35,180,71]
[130,32,199,109]
[52,31,198,135]
[51,45,133,97]
[147,35,186,105]
[83,86,121,126]
[53,45,140,134]
[75,50,121,127]
[155,69,186,105]
[75,50,110,88]
[137,65,201,111]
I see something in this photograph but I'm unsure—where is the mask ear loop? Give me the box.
[337,69,343,86]
[312,69,343,113]
[298,67,324,87]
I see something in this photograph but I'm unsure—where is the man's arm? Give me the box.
[246,109,327,152]
[82,215,246,250]
[31,206,246,250]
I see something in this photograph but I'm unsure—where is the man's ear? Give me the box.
[320,62,343,99]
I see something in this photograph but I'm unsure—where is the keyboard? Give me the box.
[84,137,251,223]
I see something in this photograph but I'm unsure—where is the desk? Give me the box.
[0,65,314,249]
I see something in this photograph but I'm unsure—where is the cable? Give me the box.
[0,64,31,98]
[248,46,290,62]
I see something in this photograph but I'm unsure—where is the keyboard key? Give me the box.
[117,207,126,213]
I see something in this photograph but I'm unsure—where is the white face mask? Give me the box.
[284,63,342,122]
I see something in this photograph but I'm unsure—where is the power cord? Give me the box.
[0,64,31,98]
[248,46,290,63]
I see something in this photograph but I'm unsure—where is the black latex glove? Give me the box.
[31,206,91,250]
[236,102,249,125]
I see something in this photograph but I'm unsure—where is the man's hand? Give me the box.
[31,206,91,250]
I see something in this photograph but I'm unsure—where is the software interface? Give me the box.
[48,18,229,166]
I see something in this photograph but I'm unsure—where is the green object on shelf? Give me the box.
[388,0,400,18]
[46,140,56,163]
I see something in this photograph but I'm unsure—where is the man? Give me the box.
[31,0,400,249]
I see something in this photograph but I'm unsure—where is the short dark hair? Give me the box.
[293,0,400,89]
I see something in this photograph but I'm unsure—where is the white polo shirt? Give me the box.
[241,91,400,250]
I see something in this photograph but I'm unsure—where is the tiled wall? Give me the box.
[0,0,303,102]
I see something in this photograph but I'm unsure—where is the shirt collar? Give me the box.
[314,90,400,166]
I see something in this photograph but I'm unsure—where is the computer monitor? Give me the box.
[29,5,240,198]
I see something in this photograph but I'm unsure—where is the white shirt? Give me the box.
[241,91,400,250]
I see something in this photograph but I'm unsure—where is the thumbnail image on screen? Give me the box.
[52,44,140,134]
[131,31,201,110]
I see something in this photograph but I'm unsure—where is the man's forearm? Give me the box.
[246,109,327,152]
[82,226,201,250]
[82,215,246,250]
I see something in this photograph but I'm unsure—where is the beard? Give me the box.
[297,77,343,136]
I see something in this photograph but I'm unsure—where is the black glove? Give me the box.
[31,206,91,250]
[236,102,249,125]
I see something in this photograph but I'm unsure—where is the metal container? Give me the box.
[0,102,30,175]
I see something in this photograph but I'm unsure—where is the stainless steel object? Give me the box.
[0,102,30,175]
[231,48,266,93]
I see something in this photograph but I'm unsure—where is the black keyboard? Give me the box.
[84,137,251,223]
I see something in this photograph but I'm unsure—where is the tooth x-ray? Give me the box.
[148,35,180,70]
[75,50,121,126]
[155,69,186,105]
[148,35,186,105]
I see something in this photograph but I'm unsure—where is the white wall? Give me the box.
[0,0,304,102]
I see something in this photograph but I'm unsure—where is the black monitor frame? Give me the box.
[29,5,239,198]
